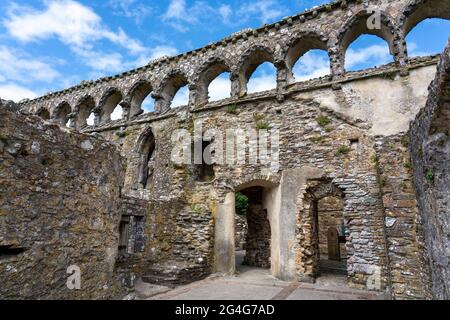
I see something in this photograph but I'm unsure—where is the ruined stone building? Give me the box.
[0,0,449,300]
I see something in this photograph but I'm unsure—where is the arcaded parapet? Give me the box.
[0,108,125,299]
[409,41,450,300]
[18,0,449,129]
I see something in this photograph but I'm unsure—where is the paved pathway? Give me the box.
[147,265,388,300]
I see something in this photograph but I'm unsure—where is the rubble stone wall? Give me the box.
[410,42,450,300]
[0,107,125,299]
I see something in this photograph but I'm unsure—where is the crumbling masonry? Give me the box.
[0,0,449,300]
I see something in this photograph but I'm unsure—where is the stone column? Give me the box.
[214,192,236,274]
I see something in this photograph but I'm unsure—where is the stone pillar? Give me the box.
[329,47,344,80]
[230,72,240,99]
[214,192,236,274]
[120,101,131,121]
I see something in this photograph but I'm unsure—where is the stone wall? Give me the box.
[317,196,346,258]
[409,42,450,300]
[244,203,271,269]
[0,107,125,299]
[1,0,448,301]
[375,135,431,299]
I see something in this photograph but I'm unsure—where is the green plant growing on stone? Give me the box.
[371,154,379,165]
[316,115,330,127]
[256,122,271,130]
[253,113,265,122]
[425,170,434,183]
[403,162,412,170]
[187,119,195,134]
[401,135,409,148]
[191,203,202,214]
[380,71,397,81]
[227,104,237,114]
[235,192,249,216]
[402,181,408,192]
[335,145,351,156]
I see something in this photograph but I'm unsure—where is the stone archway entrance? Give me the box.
[214,180,280,276]
[297,180,351,286]
[235,186,271,272]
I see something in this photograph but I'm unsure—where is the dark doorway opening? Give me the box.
[314,196,348,284]
[235,186,271,271]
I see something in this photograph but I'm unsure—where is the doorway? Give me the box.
[234,187,271,273]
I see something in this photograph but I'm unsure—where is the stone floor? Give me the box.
[143,252,389,300]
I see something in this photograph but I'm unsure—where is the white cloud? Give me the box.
[407,42,434,58]
[0,46,60,84]
[345,44,393,70]
[108,0,152,25]
[237,0,287,24]
[208,74,232,101]
[219,5,232,23]
[293,51,330,81]
[149,46,179,60]
[248,75,277,93]
[0,83,38,102]
[4,0,146,60]
[162,0,287,31]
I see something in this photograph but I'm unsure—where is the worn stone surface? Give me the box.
[0,0,448,301]
[0,108,125,299]
[409,41,450,300]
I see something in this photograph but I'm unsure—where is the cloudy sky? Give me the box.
[0,0,449,115]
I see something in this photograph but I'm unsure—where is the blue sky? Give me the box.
[0,0,449,114]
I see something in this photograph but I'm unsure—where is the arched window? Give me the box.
[239,48,276,95]
[286,34,330,82]
[99,89,123,124]
[74,96,95,129]
[292,49,330,82]
[247,62,277,94]
[37,108,50,120]
[158,72,190,109]
[345,34,393,71]
[406,18,450,57]
[128,81,153,116]
[197,60,231,105]
[53,102,71,126]
[136,128,156,190]
[338,11,395,73]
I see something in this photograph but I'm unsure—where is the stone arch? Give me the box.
[36,107,50,120]
[98,88,124,124]
[296,177,387,290]
[73,95,96,129]
[51,101,71,126]
[297,179,347,281]
[399,0,450,36]
[283,31,330,83]
[194,57,233,105]
[154,70,189,112]
[237,46,277,96]
[126,80,153,118]
[134,127,156,190]
[335,9,398,74]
